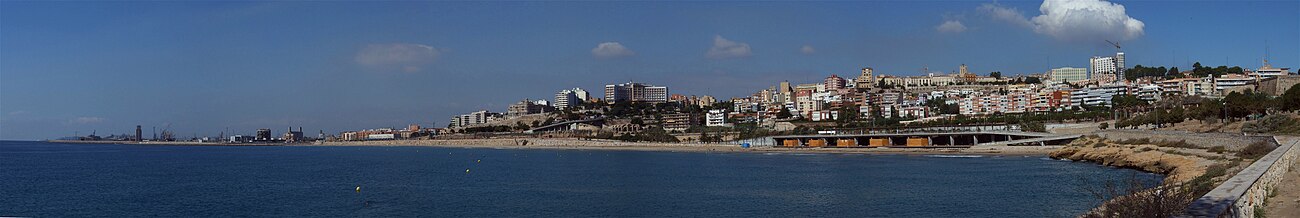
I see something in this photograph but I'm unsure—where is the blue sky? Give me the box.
[2,1,1297,140]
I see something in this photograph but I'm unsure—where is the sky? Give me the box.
[2,0,1297,140]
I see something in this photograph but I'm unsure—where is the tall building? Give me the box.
[1050,67,1089,83]
[778,81,792,94]
[255,128,272,141]
[855,67,875,88]
[135,125,142,141]
[706,109,729,127]
[1090,52,1125,84]
[604,82,668,103]
[554,88,590,109]
[824,74,846,90]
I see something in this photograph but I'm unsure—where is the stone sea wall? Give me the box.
[1183,136,1299,218]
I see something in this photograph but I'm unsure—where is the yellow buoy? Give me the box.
[465,168,471,173]
[476,159,481,163]
[355,186,361,192]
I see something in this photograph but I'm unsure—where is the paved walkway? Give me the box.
[1265,137,1300,217]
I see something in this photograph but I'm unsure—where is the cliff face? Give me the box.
[1050,145,1208,184]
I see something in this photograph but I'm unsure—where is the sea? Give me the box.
[0,141,1161,217]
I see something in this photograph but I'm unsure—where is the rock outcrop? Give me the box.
[1051,142,1210,184]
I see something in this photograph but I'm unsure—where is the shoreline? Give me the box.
[308,138,1062,156]
[36,138,1060,155]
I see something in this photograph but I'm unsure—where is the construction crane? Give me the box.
[1105,40,1122,52]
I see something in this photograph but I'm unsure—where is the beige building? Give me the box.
[855,67,876,88]
[604,82,668,103]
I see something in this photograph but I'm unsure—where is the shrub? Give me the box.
[1207,146,1227,154]
[1079,173,1206,218]
[1100,122,1109,130]
[1021,122,1047,132]
[1238,141,1275,159]
[1241,114,1299,133]
[1154,140,1196,149]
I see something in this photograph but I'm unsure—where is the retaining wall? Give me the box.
[1182,136,1299,218]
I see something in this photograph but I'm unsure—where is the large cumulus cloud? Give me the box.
[981,0,1145,42]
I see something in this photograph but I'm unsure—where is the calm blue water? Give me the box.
[0,141,1161,217]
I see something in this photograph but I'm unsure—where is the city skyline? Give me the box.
[3,0,1298,140]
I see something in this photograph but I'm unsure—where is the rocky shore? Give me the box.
[1047,135,1244,184]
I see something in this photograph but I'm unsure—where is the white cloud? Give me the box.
[935,20,968,33]
[70,117,104,124]
[354,43,440,72]
[978,3,1033,27]
[980,0,1145,42]
[706,35,752,59]
[591,42,635,58]
[800,45,815,54]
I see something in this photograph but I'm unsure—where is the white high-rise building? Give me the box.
[554,88,590,109]
[706,109,729,127]
[1090,52,1125,84]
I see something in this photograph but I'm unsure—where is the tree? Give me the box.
[1021,122,1047,132]
[989,71,1002,79]
[836,106,859,124]
[1167,67,1179,77]
[776,107,793,119]
[1024,77,1042,84]
[1190,98,1224,123]
[1281,83,1300,111]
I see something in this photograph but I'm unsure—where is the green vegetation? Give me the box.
[1081,160,1237,217]
[602,128,680,143]
[1238,141,1275,159]
[776,107,793,119]
[460,125,514,133]
[1207,146,1227,154]
[1110,138,1197,149]
[1124,65,1173,81]
[1021,122,1047,132]
[1242,114,1300,134]
[1281,84,1300,111]
[1190,62,1244,78]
